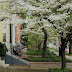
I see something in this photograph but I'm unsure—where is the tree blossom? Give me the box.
[0,0,72,35]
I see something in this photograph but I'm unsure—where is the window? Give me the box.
[3,25,6,42]
[3,33,6,42]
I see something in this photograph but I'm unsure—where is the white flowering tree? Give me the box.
[1,0,72,69]
[21,16,52,57]
[14,0,72,69]
[0,0,24,26]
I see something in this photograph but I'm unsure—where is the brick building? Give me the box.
[15,24,21,43]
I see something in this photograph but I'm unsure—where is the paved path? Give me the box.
[0,68,48,72]
[0,63,72,72]
[50,50,72,60]
[29,62,61,69]
[8,62,72,69]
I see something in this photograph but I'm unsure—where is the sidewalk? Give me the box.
[0,60,9,68]
[8,62,72,69]
[50,50,72,60]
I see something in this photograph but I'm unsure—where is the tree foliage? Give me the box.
[0,42,7,57]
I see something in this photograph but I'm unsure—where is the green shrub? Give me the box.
[66,58,72,62]
[26,49,56,56]
[65,52,69,55]
[27,57,50,62]
[26,49,72,62]
[46,51,56,55]
[26,55,61,62]
[48,68,72,72]
[26,49,39,55]
[26,55,72,62]
[65,52,72,56]
[0,42,7,57]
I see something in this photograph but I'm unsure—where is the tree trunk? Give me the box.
[42,28,47,58]
[37,43,42,51]
[61,44,66,69]
[61,33,66,69]
[69,39,72,54]
[59,46,62,56]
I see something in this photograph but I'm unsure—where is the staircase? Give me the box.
[5,53,29,66]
